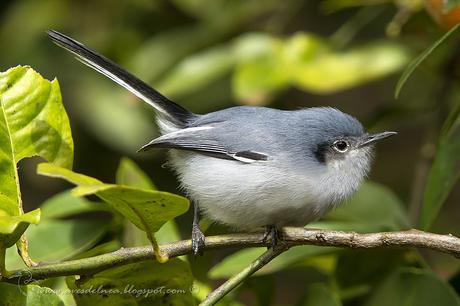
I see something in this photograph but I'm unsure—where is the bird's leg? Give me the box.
[191,202,205,256]
[263,225,282,249]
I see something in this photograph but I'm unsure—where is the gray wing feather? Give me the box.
[138,127,268,162]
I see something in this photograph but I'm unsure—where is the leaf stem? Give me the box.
[129,204,168,263]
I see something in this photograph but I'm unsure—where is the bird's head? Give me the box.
[302,108,396,196]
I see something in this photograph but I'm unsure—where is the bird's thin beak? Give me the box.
[358,131,397,148]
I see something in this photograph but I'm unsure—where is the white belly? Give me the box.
[168,151,350,230]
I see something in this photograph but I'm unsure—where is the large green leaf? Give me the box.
[324,181,408,230]
[66,259,194,306]
[232,34,289,105]
[421,110,460,229]
[0,66,73,251]
[39,191,107,219]
[157,45,236,98]
[115,157,181,246]
[6,219,109,270]
[291,40,408,94]
[26,220,108,262]
[209,182,407,278]
[37,162,189,261]
[334,249,418,299]
[0,283,65,306]
[232,33,408,104]
[116,157,156,190]
[7,191,110,270]
[365,268,460,306]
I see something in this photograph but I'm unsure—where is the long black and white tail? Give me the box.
[47,30,192,131]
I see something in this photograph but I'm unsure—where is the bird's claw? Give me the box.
[263,225,282,249]
[191,224,205,256]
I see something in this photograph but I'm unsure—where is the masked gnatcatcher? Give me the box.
[48,30,397,255]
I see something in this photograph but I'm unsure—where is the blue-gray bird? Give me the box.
[47,30,396,254]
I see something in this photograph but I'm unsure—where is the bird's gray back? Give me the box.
[188,106,364,161]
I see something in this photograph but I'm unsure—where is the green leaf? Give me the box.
[0,66,73,250]
[420,111,460,229]
[115,158,181,246]
[40,191,106,219]
[232,33,408,104]
[157,45,236,98]
[208,248,263,279]
[116,157,155,190]
[37,163,100,185]
[395,23,460,99]
[72,240,122,260]
[232,34,289,105]
[5,219,110,270]
[37,162,189,262]
[71,184,188,234]
[301,283,342,306]
[27,220,109,262]
[66,259,195,306]
[0,209,41,247]
[325,181,409,230]
[293,41,408,94]
[335,249,417,297]
[155,220,181,245]
[0,283,65,306]
[365,268,460,306]
[123,218,182,247]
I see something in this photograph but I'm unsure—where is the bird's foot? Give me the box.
[263,225,282,249]
[191,223,206,256]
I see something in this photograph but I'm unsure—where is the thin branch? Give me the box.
[200,246,287,306]
[1,228,459,285]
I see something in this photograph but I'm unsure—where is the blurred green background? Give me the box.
[1,0,459,305]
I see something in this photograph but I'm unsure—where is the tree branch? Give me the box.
[1,228,459,285]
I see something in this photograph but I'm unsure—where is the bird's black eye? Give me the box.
[332,140,349,153]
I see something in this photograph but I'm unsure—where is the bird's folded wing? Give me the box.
[138,127,268,163]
